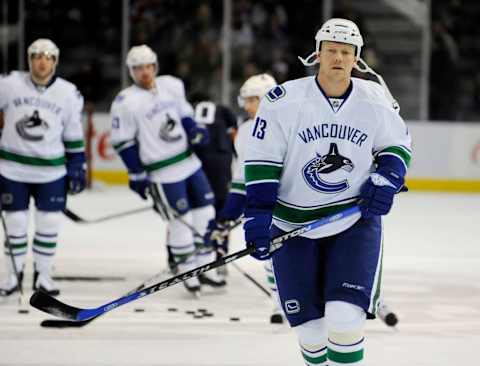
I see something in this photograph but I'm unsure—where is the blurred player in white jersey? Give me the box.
[205,73,285,323]
[0,39,86,297]
[110,45,225,296]
[243,19,412,365]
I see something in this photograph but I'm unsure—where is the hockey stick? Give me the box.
[29,205,360,321]
[40,268,171,328]
[63,206,152,224]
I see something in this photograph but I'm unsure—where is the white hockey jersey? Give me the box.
[110,75,201,183]
[229,118,253,196]
[0,72,84,183]
[245,76,412,238]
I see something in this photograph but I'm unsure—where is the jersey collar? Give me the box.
[314,76,353,113]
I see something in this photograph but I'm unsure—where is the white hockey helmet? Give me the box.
[126,45,158,81]
[27,38,60,74]
[298,18,364,66]
[238,73,277,107]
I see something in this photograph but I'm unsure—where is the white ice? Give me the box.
[0,187,479,365]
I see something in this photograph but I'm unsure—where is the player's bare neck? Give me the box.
[317,74,350,97]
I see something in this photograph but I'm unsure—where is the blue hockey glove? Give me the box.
[244,209,272,261]
[181,117,209,146]
[128,172,149,200]
[359,167,404,218]
[66,163,86,195]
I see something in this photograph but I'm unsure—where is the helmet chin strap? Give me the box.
[354,58,400,112]
[298,52,319,67]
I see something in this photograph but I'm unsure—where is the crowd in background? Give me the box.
[1,0,479,121]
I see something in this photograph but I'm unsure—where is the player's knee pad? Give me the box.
[34,210,63,235]
[4,210,29,236]
[294,318,328,349]
[325,301,366,344]
[191,205,215,237]
[167,212,194,253]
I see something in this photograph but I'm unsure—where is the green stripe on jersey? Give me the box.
[377,146,411,167]
[231,181,245,192]
[145,150,192,172]
[245,165,282,183]
[0,149,65,166]
[273,201,357,224]
[327,348,363,363]
[64,140,84,149]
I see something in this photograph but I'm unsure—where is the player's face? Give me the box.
[30,54,56,83]
[132,64,156,88]
[318,41,356,81]
[243,96,260,119]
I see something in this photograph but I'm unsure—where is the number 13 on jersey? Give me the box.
[252,117,267,140]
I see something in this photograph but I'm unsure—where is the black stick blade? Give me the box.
[40,318,96,328]
[30,291,82,321]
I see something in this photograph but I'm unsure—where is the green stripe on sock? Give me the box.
[33,239,57,249]
[5,242,27,250]
[302,351,327,364]
[327,348,364,363]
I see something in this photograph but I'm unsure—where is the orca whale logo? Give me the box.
[302,143,354,193]
[15,110,49,141]
[159,113,182,142]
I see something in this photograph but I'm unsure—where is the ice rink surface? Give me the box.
[0,186,479,366]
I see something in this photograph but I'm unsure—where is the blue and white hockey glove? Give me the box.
[66,163,86,195]
[128,172,149,200]
[181,117,209,146]
[244,209,272,261]
[359,167,404,218]
[205,219,231,255]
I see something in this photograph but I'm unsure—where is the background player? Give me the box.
[110,45,225,296]
[206,73,284,323]
[0,38,86,297]
[244,18,411,365]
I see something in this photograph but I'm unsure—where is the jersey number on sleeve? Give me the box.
[252,117,267,140]
[194,101,216,125]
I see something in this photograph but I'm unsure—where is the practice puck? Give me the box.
[186,310,195,315]
[202,312,214,317]
[385,313,398,327]
[167,307,178,312]
[229,317,240,322]
[134,308,145,312]
[197,308,208,313]
[18,309,29,314]
[193,314,203,319]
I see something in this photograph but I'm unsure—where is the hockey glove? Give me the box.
[205,219,231,255]
[181,117,209,146]
[244,209,272,261]
[128,172,149,200]
[359,167,404,218]
[66,163,86,195]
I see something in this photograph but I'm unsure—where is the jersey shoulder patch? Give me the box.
[265,85,286,103]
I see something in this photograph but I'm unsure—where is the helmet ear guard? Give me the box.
[126,45,158,82]
[238,73,277,107]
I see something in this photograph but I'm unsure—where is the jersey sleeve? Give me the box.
[0,77,8,111]
[373,106,412,175]
[109,94,138,153]
[63,87,85,156]
[244,100,288,211]
[166,77,194,118]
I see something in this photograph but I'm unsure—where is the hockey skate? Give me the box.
[0,272,23,297]
[175,256,201,297]
[33,270,60,297]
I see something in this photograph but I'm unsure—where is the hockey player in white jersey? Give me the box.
[244,18,412,365]
[206,73,285,323]
[0,39,86,297]
[110,45,225,295]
